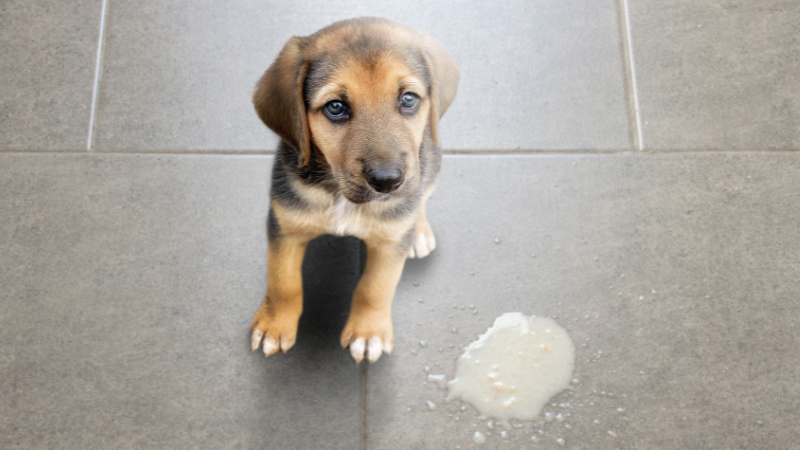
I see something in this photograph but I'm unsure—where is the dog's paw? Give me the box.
[340,316,394,363]
[250,302,301,357]
[408,222,436,259]
[251,319,298,357]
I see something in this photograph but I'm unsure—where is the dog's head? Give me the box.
[253,18,459,203]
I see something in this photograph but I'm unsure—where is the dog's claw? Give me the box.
[280,335,295,353]
[382,338,394,355]
[251,329,264,351]
[350,337,366,363]
[262,336,280,357]
[367,337,383,363]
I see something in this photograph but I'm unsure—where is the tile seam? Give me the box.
[619,0,644,150]
[86,0,110,152]
[3,149,800,156]
[361,362,368,450]
[360,241,368,450]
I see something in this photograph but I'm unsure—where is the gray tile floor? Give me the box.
[1,1,799,449]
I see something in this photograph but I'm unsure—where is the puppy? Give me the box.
[250,17,459,363]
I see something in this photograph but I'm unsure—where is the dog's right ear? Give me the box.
[253,37,311,166]
[419,34,460,148]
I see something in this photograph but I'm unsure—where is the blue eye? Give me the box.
[323,101,350,123]
[324,101,346,117]
[400,93,419,111]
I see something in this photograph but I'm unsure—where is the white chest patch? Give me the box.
[327,195,369,237]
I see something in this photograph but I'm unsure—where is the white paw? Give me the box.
[251,328,296,357]
[343,335,393,363]
[408,229,436,259]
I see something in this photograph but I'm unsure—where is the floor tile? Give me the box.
[94,0,630,152]
[366,154,800,449]
[0,154,363,449]
[630,0,800,149]
[0,1,102,151]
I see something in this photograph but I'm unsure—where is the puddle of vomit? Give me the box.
[446,313,575,424]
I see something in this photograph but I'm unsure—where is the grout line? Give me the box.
[619,0,644,150]
[3,148,800,156]
[0,149,280,156]
[359,240,368,450]
[445,149,642,155]
[361,362,368,450]
[86,0,110,152]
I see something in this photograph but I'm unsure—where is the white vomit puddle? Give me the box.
[445,313,576,425]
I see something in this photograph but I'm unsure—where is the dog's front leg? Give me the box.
[251,234,311,356]
[341,238,408,363]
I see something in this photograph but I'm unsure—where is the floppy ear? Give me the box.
[253,37,312,166]
[421,35,460,147]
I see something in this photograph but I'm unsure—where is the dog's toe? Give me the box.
[367,337,384,363]
[349,337,366,363]
[262,335,280,356]
[409,228,436,259]
[342,328,393,364]
[251,329,264,352]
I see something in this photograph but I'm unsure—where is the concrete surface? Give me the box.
[368,154,800,449]
[629,0,800,150]
[0,155,363,449]
[2,1,799,449]
[93,0,629,151]
[0,1,102,150]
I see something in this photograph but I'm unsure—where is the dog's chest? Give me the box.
[326,195,371,237]
[285,181,414,241]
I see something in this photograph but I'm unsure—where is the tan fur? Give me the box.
[250,235,310,355]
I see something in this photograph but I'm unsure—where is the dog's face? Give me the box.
[305,52,429,203]
[254,18,459,203]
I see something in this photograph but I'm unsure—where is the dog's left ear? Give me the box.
[253,37,312,166]
[420,35,460,147]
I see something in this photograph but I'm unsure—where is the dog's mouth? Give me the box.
[342,186,375,204]
[339,174,418,204]
[340,183,392,204]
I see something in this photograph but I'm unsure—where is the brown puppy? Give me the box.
[250,17,459,363]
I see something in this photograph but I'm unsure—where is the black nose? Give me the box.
[366,167,405,193]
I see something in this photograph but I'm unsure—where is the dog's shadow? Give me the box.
[250,235,363,422]
[294,235,364,359]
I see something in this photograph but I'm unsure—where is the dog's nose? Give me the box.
[366,167,404,193]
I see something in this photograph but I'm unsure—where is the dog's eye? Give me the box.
[323,101,349,122]
[399,93,419,112]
